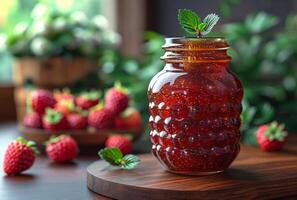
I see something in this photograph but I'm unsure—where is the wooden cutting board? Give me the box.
[87,145,297,200]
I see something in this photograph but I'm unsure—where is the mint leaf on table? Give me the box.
[178,9,220,38]
[121,155,140,170]
[98,147,140,170]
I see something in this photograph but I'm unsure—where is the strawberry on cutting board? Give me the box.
[43,108,68,131]
[3,137,38,176]
[105,135,132,155]
[256,121,288,152]
[46,135,78,162]
[115,107,142,130]
[31,89,56,115]
[105,82,129,116]
[75,90,100,110]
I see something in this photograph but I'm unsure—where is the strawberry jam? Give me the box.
[148,38,243,175]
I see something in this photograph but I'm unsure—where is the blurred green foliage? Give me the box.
[0,0,105,83]
[219,0,241,18]
[223,12,297,144]
[3,3,119,58]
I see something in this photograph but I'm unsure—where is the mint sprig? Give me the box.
[178,9,220,38]
[98,147,140,170]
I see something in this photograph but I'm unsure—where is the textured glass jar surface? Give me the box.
[147,38,243,174]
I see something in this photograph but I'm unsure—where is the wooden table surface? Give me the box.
[1,123,297,200]
[0,123,112,200]
[87,146,297,200]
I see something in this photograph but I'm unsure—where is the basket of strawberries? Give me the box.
[20,83,143,146]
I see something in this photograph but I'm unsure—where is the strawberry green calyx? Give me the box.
[75,108,89,117]
[61,99,75,110]
[44,108,63,124]
[90,101,104,112]
[114,81,129,94]
[81,90,100,100]
[16,137,39,155]
[120,107,134,118]
[46,135,66,145]
[264,121,287,141]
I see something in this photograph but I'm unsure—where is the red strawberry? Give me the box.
[54,88,75,102]
[43,108,68,131]
[31,89,56,115]
[55,99,75,115]
[115,107,142,130]
[3,137,38,175]
[105,82,129,116]
[23,112,43,129]
[46,135,78,162]
[256,121,288,152]
[67,113,87,130]
[75,90,100,110]
[88,104,114,129]
[105,135,132,155]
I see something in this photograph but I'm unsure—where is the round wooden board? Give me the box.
[87,145,297,200]
[20,125,142,145]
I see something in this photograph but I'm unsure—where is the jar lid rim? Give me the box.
[165,37,226,41]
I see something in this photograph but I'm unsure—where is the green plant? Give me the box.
[2,3,119,58]
[178,9,219,37]
[223,12,297,144]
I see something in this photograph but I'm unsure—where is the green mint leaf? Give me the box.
[178,9,220,37]
[98,147,123,166]
[178,9,200,36]
[198,23,207,31]
[201,13,220,35]
[120,154,140,170]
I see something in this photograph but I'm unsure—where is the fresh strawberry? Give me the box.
[67,113,87,130]
[31,89,56,115]
[75,90,100,110]
[54,88,75,102]
[88,103,114,129]
[256,121,288,152]
[55,99,75,115]
[105,82,129,116]
[46,135,78,162]
[43,108,68,131]
[115,107,142,130]
[105,135,132,155]
[3,137,38,175]
[23,112,43,129]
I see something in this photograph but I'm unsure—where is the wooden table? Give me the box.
[1,123,297,200]
[0,123,111,200]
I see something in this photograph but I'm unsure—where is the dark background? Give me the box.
[147,0,297,36]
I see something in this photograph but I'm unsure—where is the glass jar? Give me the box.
[147,37,243,175]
